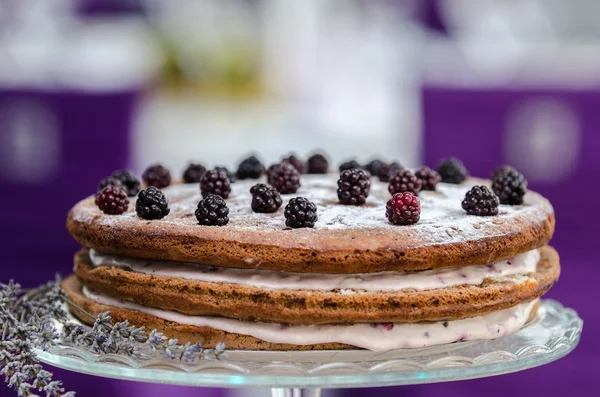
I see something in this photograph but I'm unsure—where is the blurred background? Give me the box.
[1,0,598,396]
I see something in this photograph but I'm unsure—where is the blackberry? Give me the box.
[136,186,170,220]
[364,159,385,177]
[268,163,301,194]
[339,159,361,172]
[266,163,279,181]
[388,169,422,196]
[415,166,441,191]
[111,170,141,197]
[95,186,129,215]
[307,153,329,174]
[462,185,499,216]
[284,197,318,228]
[200,168,231,199]
[436,157,468,184]
[337,169,371,205]
[282,154,306,174]
[492,165,516,179]
[182,163,207,183]
[237,155,265,179]
[386,192,420,225]
[97,176,123,195]
[378,162,403,182]
[250,183,282,213]
[195,194,229,226]
[215,166,236,183]
[142,164,172,189]
[492,168,527,205]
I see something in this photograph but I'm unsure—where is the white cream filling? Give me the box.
[82,287,538,351]
[89,249,540,293]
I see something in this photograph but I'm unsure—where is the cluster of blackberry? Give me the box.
[92,154,527,229]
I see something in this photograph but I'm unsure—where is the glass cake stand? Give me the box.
[34,300,582,397]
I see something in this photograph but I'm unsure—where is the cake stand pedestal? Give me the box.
[34,300,582,396]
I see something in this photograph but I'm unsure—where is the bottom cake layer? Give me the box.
[62,276,539,351]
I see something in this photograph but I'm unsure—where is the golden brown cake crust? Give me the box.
[66,176,555,274]
[62,276,541,351]
[72,246,559,324]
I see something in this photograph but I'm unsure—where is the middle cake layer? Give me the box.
[74,246,559,324]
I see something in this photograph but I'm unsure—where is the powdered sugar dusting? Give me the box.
[71,174,553,246]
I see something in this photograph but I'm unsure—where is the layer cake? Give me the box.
[63,168,559,351]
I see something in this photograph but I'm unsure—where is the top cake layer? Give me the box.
[67,174,554,274]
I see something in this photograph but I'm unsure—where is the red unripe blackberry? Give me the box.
[386,192,420,225]
[95,186,129,215]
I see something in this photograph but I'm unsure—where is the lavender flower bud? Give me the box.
[43,380,64,396]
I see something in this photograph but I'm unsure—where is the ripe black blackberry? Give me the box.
[182,163,207,183]
[268,162,301,194]
[307,153,329,174]
[492,168,527,205]
[339,159,361,172]
[386,192,420,225]
[200,168,231,199]
[215,166,236,183]
[111,170,141,197]
[492,165,516,179]
[388,169,422,196]
[378,162,403,182]
[436,157,468,184]
[250,183,282,213]
[415,166,441,191]
[364,159,385,176]
[282,154,306,174]
[237,155,265,179]
[337,169,371,205]
[95,186,129,215]
[97,176,123,195]
[195,194,229,226]
[136,187,170,220]
[462,185,499,216]
[284,197,318,228]
[142,164,172,188]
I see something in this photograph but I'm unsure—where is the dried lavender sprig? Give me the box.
[1,278,226,397]
[1,279,76,397]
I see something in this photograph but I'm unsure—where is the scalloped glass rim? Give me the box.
[35,299,582,389]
